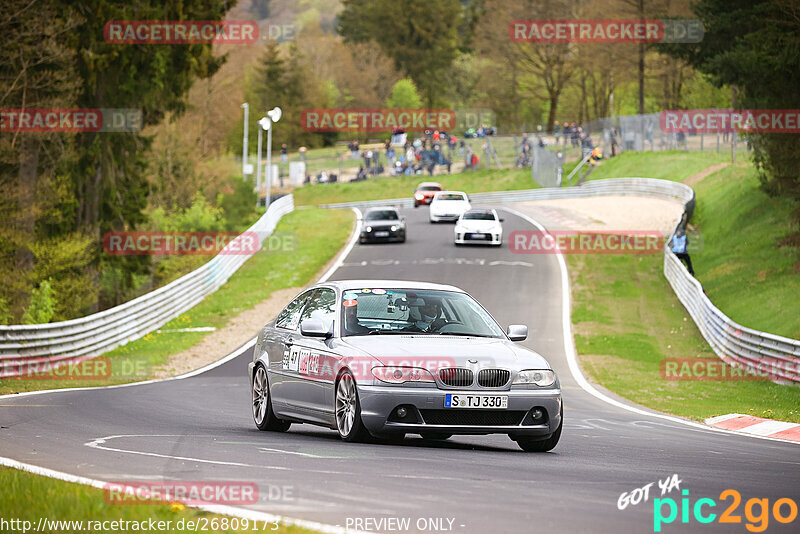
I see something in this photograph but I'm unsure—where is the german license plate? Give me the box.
[468,233,487,240]
[444,393,508,409]
[375,231,389,237]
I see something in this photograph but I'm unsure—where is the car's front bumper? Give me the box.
[430,213,460,222]
[357,384,561,437]
[360,229,405,243]
[455,232,502,245]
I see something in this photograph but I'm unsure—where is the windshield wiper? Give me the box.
[434,332,497,338]
[366,330,430,335]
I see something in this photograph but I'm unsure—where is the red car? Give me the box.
[413,182,443,207]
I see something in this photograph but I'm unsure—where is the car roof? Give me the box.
[318,280,465,293]
[416,182,442,188]
[434,190,467,197]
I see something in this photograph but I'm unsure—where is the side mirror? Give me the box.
[499,218,505,222]
[300,318,331,338]
[507,324,528,341]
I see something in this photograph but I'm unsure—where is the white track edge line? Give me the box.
[499,205,798,446]
[0,208,366,534]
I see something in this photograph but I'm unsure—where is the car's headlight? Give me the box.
[390,225,398,231]
[415,193,424,200]
[365,226,372,232]
[513,369,556,386]
[372,366,434,384]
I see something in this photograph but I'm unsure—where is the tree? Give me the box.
[338,0,463,105]
[0,0,83,319]
[68,1,232,310]
[386,79,423,109]
[475,0,577,131]
[21,279,56,324]
[660,0,800,245]
[1,0,235,319]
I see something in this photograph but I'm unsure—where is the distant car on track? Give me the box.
[413,182,443,207]
[359,207,406,244]
[250,280,563,452]
[455,209,503,246]
[429,191,471,223]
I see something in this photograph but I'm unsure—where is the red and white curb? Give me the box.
[705,414,800,443]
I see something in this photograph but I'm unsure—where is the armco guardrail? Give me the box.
[324,177,799,382]
[321,177,695,210]
[0,194,294,376]
[664,248,800,383]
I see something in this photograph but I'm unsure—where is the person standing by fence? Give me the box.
[671,229,695,275]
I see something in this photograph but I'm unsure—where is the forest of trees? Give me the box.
[1,0,797,324]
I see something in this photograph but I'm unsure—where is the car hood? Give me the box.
[338,335,550,371]
[364,219,402,226]
[456,219,500,231]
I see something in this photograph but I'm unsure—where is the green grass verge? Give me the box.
[569,253,800,423]
[1,208,354,395]
[583,150,732,182]
[293,150,736,208]
[292,168,535,206]
[0,466,315,534]
[691,164,800,339]
[568,155,800,423]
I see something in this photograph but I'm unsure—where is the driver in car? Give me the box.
[343,298,370,335]
[404,299,447,333]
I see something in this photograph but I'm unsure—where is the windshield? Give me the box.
[419,186,441,191]
[463,211,495,220]
[365,210,399,221]
[436,193,465,201]
[340,288,505,338]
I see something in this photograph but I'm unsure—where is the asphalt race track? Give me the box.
[1,206,798,533]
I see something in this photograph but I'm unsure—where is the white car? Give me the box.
[429,191,471,223]
[455,209,503,246]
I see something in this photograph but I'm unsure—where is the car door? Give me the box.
[265,289,314,410]
[290,287,338,422]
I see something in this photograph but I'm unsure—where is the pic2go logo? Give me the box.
[653,489,798,532]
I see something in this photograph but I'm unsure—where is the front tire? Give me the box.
[335,370,371,442]
[252,365,291,432]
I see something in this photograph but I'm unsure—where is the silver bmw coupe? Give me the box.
[249,280,562,451]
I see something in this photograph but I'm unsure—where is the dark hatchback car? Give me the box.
[360,207,406,244]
